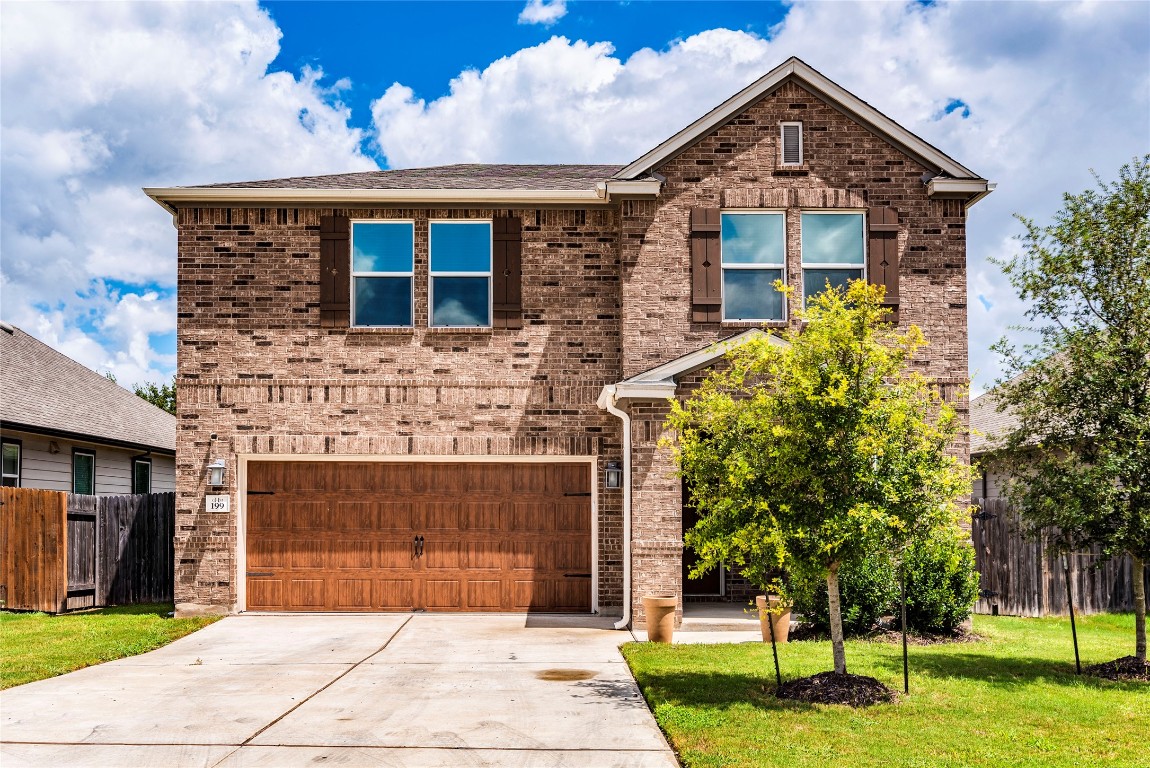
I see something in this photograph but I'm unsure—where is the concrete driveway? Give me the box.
[1,614,677,767]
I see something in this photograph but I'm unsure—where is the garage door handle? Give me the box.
[246,571,274,577]
[564,573,592,578]
[414,535,424,557]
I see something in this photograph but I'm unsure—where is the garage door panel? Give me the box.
[378,502,412,530]
[462,502,503,531]
[246,461,591,613]
[334,579,373,610]
[290,579,326,609]
[466,580,502,610]
[332,502,376,531]
[424,580,461,609]
[375,579,414,609]
[289,539,326,569]
[247,579,284,610]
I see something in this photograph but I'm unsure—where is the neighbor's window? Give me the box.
[430,221,492,327]
[721,212,786,321]
[133,458,152,494]
[73,449,95,495]
[801,212,865,305]
[1,440,20,487]
[351,221,414,327]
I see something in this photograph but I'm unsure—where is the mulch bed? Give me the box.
[786,622,981,646]
[1082,656,1150,682]
[776,671,899,707]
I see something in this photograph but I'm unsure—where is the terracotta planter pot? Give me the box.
[642,595,677,643]
[756,595,791,643]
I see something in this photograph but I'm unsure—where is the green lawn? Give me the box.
[623,614,1149,768]
[0,604,221,689]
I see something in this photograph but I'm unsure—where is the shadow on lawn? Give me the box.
[876,649,1148,691]
[631,669,821,713]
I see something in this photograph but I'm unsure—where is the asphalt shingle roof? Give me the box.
[969,389,1020,456]
[0,325,175,452]
[197,164,624,191]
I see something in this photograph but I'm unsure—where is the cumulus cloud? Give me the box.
[0,1,375,387]
[370,0,1149,392]
[518,0,567,26]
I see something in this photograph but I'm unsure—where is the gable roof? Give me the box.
[604,329,788,400]
[0,325,176,453]
[145,56,988,211]
[613,56,983,182]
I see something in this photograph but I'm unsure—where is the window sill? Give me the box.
[720,320,788,328]
[347,326,416,335]
[425,326,493,333]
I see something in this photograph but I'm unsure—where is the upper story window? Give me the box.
[780,122,803,166]
[800,212,865,305]
[721,212,786,322]
[73,449,95,495]
[133,457,151,494]
[1,439,20,487]
[430,221,492,328]
[351,221,414,327]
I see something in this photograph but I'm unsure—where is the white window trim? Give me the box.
[799,210,867,306]
[429,219,493,329]
[133,457,152,494]
[780,121,803,166]
[719,210,788,323]
[350,219,415,328]
[1,439,20,487]
[73,448,95,495]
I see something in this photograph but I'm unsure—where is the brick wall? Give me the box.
[174,206,626,613]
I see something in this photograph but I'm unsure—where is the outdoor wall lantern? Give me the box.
[207,459,227,487]
[605,461,623,489]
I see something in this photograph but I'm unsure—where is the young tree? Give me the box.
[990,156,1150,663]
[667,281,972,675]
[133,379,176,415]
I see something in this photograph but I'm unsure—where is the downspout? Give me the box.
[597,384,632,630]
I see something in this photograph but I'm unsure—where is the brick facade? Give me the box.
[172,78,972,623]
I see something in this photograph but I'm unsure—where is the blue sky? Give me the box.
[1,0,1147,393]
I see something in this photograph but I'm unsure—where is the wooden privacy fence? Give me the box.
[1,488,174,613]
[972,497,1150,617]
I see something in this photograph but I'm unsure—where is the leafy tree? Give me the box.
[132,378,176,415]
[990,156,1150,662]
[667,281,972,674]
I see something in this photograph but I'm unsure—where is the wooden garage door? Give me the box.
[245,461,591,612]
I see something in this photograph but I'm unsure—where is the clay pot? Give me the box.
[756,595,791,643]
[642,595,678,643]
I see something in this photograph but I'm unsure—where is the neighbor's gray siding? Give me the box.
[1,429,175,493]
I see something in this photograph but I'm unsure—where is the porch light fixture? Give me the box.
[207,459,227,487]
[605,461,623,489]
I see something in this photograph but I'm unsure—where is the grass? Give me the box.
[622,614,1149,768]
[0,604,221,689]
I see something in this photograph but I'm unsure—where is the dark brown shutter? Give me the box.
[690,208,722,323]
[492,216,523,329]
[867,206,899,321]
[319,215,350,327]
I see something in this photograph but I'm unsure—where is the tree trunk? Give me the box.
[827,561,847,674]
[1134,554,1146,663]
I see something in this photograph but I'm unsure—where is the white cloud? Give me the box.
[518,0,567,27]
[370,1,1149,392]
[0,1,376,387]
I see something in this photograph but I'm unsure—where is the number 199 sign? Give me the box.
[205,495,230,513]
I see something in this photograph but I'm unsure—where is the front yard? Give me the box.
[623,614,1148,768]
[0,604,221,689]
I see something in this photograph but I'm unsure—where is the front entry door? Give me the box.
[682,479,722,595]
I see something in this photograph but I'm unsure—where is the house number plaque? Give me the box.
[205,495,231,513]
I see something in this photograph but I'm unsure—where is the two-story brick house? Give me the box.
[147,57,990,623]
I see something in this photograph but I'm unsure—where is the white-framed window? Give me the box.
[800,211,865,305]
[132,457,152,494]
[721,211,786,322]
[351,221,415,327]
[73,449,95,495]
[429,220,492,328]
[1,439,20,487]
[780,122,803,166]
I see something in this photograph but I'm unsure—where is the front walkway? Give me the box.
[1,613,677,767]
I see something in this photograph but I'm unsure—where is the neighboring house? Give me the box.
[145,57,990,622]
[970,388,1014,500]
[0,323,176,494]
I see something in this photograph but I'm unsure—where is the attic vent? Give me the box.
[780,122,803,165]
